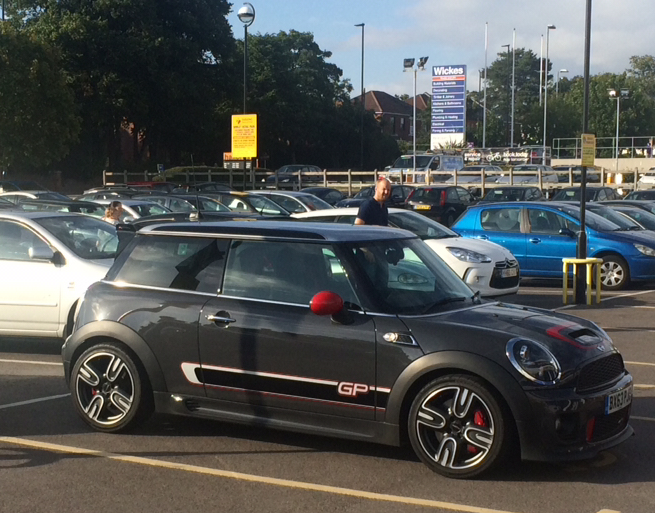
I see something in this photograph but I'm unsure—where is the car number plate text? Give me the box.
[605,385,632,415]
[415,205,431,210]
[501,268,518,278]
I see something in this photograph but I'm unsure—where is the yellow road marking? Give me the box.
[0,436,524,513]
[625,361,655,367]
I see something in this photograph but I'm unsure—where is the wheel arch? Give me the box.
[386,352,529,449]
[63,320,167,393]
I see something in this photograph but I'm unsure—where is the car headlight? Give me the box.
[506,338,561,385]
[446,247,492,263]
[634,243,655,256]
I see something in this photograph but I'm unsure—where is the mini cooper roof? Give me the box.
[139,219,416,242]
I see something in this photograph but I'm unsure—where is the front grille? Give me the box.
[576,354,625,393]
[591,407,630,442]
[489,259,520,289]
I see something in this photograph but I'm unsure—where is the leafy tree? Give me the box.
[0,24,79,173]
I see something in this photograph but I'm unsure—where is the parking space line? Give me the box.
[0,358,63,366]
[635,384,655,390]
[553,289,655,311]
[0,436,524,513]
[632,416,655,423]
[0,394,70,410]
[625,361,655,367]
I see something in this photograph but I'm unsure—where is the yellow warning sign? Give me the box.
[231,114,258,159]
[581,133,595,167]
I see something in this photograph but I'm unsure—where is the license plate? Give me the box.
[501,268,518,278]
[605,385,633,415]
[415,205,431,210]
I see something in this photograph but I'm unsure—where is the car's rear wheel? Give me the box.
[600,255,630,291]
[408,375,510,479]
[70,343,153,433]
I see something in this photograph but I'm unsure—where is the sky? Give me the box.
[227,0,653,98]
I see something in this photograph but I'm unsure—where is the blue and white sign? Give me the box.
[431,64,467,149]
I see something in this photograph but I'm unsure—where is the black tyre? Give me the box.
[445,213,455,227]
[70,343,153,433]
[408,375,510,479]
[600,255,630,291]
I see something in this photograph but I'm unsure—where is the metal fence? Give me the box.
[553,136,655,159]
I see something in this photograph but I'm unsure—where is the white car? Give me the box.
[0,212,117,338]
[94,198,171,222]
[495,165,559,184]
[250,190,333,213]
[292,207,520,297]
[638,167,655,187]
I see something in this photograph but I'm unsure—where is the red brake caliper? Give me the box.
[467,410,488,454]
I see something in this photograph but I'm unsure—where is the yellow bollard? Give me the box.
[562,258,603,305]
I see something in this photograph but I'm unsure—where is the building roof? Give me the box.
[353,91,413,117]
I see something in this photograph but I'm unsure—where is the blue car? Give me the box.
[452,201,655,290]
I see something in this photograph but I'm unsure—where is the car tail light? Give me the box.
[440,190,446,207]
[586,417,596,442]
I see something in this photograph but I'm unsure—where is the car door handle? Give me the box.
[207,312,236,325]
[529,238,542,244]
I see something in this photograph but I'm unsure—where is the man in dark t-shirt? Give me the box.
[355,177,391,226]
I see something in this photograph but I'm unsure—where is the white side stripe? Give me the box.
[0,394,70,410]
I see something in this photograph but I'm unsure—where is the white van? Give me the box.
[638,167,655,187]
[387,152,464,183]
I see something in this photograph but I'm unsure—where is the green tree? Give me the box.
[19,0,236,176]
[0,25,79,173]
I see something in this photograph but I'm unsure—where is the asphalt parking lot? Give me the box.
[1,281,654,513]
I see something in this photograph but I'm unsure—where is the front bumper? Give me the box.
[517,373,634,462]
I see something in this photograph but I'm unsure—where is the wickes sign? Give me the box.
[432,66,465,76]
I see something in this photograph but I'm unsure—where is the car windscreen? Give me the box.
[410,188,444,202]
[586,205,642,230]
[246,195,289,216]
[615,208,655,230]
[34,215,118,259]
[389,211,457,239]
[344,237,474,315]
[482,189,524,201]
[295,194,333,211]
[129,203,170,217]
[557,205,623,232]
[392,156,433,168]
[551,189,596,201]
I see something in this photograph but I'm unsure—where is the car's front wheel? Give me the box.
[70,343,153,433]
[408,375,511,479]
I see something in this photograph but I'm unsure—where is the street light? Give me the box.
[355,23,365,171]
[237,2,256,114]
[609,88,630,175]
[404,56,429,180]
[556,69,568,95]
[542,24,556,165]
[501,44,510,146]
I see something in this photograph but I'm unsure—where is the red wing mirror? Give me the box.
[310,291,344,316]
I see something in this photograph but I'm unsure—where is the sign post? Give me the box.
[231,114,258,159]
[431,65,467,149]
[581,133,595,167]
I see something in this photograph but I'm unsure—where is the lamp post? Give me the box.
[543,24,556,165]
[556,69,568,95]
[483,22,488,149]
[511,29,516,147]
[355,23,365,171]
[404,56,429,179]
[501,44,510,146]
[237,2,255,114]
[609,88,630,176]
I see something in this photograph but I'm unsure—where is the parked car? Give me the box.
[178,181,235,193]
[251,190,333,213]
[552,165,601,183]
[0,191,70,203]
[445,165,503,184]
[601,199,655,215]
[495,165,559,184]
[387,152,464,183]
[133,194,197,213]
[62,219,633,478]
[161,194,231,212]
[127,181,180,193]
[195,191,291,217]
[0,211,117,338]
[19,199,105,218]
[404,185,477,226]
[0,197,17,209]
[335,184,414,208]
[479,186,545,203]
[293,207,520,297]
[79,189,145,201]
[265,164,323,186]
[0,180,48,192]
[624,189,655,201]
[452,201,655,290]
[300,187,346,206]
[637,167,655,187]
[585,203,652,234]
[550,186,620,202]
[94,198,171,222]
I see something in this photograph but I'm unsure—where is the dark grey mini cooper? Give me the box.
[62,221,633,478]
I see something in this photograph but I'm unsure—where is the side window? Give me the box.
[391,188,404,200]
[447,188,459,202]
[429,157,440,170]
[528,209,567,234]
[326,191,342,203]
[336,215,357,224]
[111,236,228,293]
[597,189,607,201]
[480,208,521,232]
[0,220,51,260]
[456,187,473,204]
[222,241,358,306]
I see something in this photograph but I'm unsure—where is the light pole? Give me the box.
[237,2,255,114]
[543,24,556,165]
[609,88,630,175]
[511,29,516,147]
[355,23,365,170]
[483,22,488,148]
[556,69,568,95]
[501,44,510,146]
[404,56,429,180]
